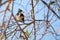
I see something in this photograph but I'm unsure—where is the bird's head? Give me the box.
[16,9,23,16]
[16,9,24,22]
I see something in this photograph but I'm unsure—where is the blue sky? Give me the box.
[0,0,60,40]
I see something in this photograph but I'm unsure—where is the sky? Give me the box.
[0,0,60,40]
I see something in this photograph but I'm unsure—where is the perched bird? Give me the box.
[16,9,24,23]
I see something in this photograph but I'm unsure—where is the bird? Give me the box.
[16,9,24,23]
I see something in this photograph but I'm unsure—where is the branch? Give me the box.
[41,0,60,19]
[31,0,36,40]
